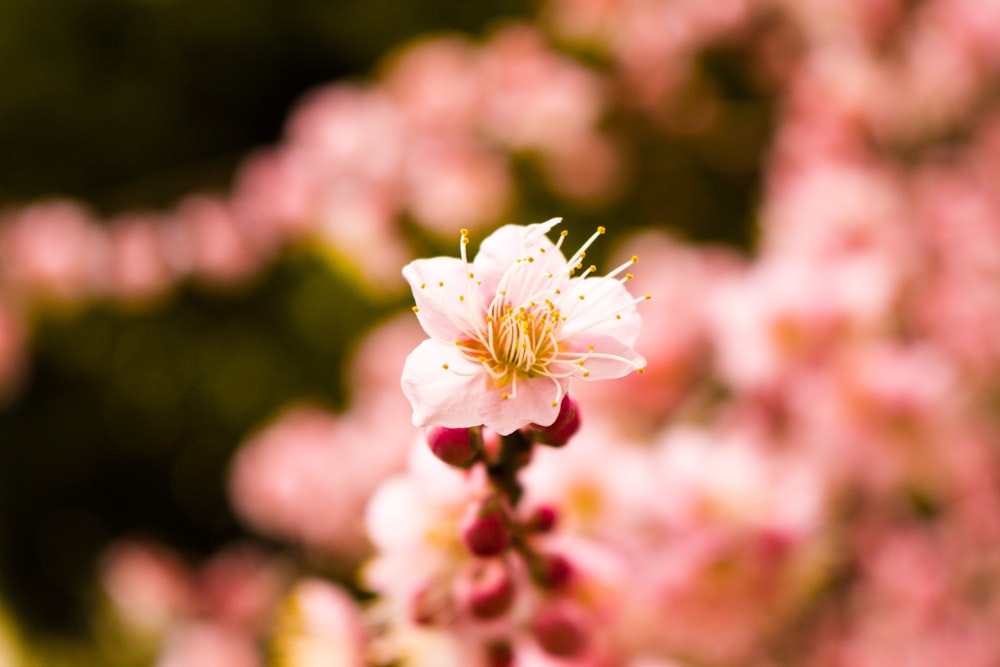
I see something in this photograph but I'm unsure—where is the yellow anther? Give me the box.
[578,295,585,300]
[460,228,469,236]
[438,281,444,287]
[469,272,474,279]
[459,295,465,301]
[597,226,606,234]
[637,368,645,374]
[615,314,622,320]
[625,274,633,281]
[412,306,419,313]
[551,401,558,407]
[501,393,510,400]
[420,283,426,289]
[631,255,638,263]
[589,265,597,273]
[645,294,651,300]
[442,364,449,370]
[560,230,568,237]
[583,371,590,377]
[588,345,594,351]
[577,360,585,366]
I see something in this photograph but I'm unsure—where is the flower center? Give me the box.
[460,296,562,388]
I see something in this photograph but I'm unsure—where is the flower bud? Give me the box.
[530,602,589,658]
[452,558,515,620]
[522,505,558,534]
[459,498,511,557]
[534,395,581,446]
[530,551,574,590]
[426,426,481,468]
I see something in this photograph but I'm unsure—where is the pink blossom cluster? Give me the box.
[31,0,1000,664]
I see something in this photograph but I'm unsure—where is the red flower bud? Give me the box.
[534,395,581,446]
[531,551,574,590]
[426,426,481,468]
[523,504,559,533]
[530,602,589,658]
[459,498,511,557]
[452,558,516,620]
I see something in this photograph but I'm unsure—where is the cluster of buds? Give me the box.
[415,395,590,662]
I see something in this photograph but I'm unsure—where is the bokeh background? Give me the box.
[5,0,1000,665]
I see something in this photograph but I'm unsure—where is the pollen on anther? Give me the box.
[442,364,449,370]
[597,226,606,234]
[615,314,622,320]
[631,255,639,263]
[637,368,645,374]
[625,274,633,281]
[578,295,585,300]
[645,294,651,300]
[577,360,585,366]
[412,306,419,313]
[468,272,474,279]
[438,281,444,287]
[560,230,568,237]
[420,283,426,289]
[588,345,594,351]
[501,393,510,400]
[551,401,558,407]
[459,295,465,301]
[583,371,590,377]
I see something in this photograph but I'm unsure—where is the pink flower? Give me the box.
[401,219,646,435]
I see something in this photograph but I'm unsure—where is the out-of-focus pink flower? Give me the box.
[197,547,289,634]
[0,200,106,304]
[230,405,401,563]
[101,541,198,636]
[155,622,260,667]
[402,136,511,236]
[382,37,484,132]
[104,215,175,303]
[401,220,646,435]
[172,196,259,287]
[271,579,368,667]
[479,26,605,156]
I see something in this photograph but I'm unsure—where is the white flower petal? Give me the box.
[402,257,485,343]
[473,219,566,298]
[561,335,646,381]
[478,375,565,435]
[559,276,642,345]
[401,339,490,429]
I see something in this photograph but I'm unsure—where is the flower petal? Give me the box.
[401,339,491,429]
[473,218,567,299]
[477,375,566,435]
[559,335,646,381]
[558,276,642,345]
[403,257,486,343]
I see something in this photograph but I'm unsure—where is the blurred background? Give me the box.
[8,0,996,664]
